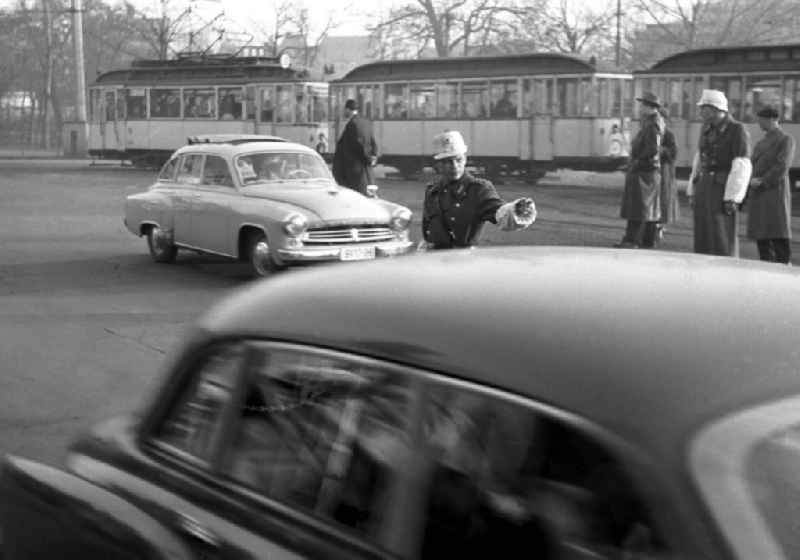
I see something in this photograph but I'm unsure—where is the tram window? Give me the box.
[410,83,435,119]
[611,79,622,117]
[89,90,101,123]
[462,81,488,118]
[245,86,256,120]
[150,89,180,118]
[622,79,634,117]
[183,88,216,119]
[115,91,125,120]
[490,80,518,118]
[275,85,293,123]
[124,88,147,121]
[295,85,310,123]
[384,83,408,119]
[218,87,242,120]
[437,83,458,118]
[667,80,681,119]
[578,78,595,116]
[260,86,275,122]
[785,78,798,122]
[104,91,115,121]
[357,85,375,120]
[744,76,782,123]
[597,79,609,116]
[311,86,328,122]
[558,78,578,116]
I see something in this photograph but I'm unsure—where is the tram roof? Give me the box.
[640,43,800,74]
[334,52,612,82]
[91,54,315,87]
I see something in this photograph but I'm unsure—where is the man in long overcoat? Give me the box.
[332,99,378,195]
[615,92,663,248]
[654,108,679,243]
[687,89,751,257]
[747,106,795,264]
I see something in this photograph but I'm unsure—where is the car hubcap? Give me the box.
[252,239,271,275]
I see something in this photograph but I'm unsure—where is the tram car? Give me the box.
[634,42,800,183]
[328,53,634,181]
[88,52,328,166]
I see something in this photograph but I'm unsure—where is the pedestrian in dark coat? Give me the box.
[687,89,751,257]
[747,106,795,264]
[655,109,679,242]
[332,99,378,195]
[616,92,664,249]
[420,130,536,250]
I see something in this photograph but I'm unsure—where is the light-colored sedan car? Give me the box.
[124,136,414,276]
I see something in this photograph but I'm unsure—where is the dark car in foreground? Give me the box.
[4,247,800,559]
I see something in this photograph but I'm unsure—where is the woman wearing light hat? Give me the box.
[615,91,664,248]
[420,130,536,250]
[687,89,751,257]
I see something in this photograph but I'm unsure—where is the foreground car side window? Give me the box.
[416,381,672,560]
[176,154,203,185]
[222,343,415,548]
[158,157,179,182]
[154,344,244,462]
[201,155,234,187]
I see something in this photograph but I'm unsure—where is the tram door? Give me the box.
[529,115,553,163]
[98,89,124,155]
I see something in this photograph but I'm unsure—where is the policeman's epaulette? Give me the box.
[467,176,491,187]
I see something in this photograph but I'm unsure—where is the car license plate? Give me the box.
[340,246,376,261]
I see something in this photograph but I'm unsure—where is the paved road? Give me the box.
[0,161,797,468]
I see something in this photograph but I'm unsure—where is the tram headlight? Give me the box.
[390,207,412,231]
[283,213,308,237]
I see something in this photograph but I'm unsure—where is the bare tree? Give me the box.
[535,0,618,55]
[368,0,531,58]
[282,5,339,68]
[630,0,800,68]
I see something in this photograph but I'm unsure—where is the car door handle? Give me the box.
[176,511,221,548]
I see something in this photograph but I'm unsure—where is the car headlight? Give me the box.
[390,207,412,231]
[283,213,308,236]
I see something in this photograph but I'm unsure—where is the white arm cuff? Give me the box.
[724,157,752,203]
[495,200,536,231]
[687,152,699,196]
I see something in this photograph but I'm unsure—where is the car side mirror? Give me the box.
[366,184,379,198]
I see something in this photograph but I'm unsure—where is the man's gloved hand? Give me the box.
[722,200,737,216]
[513,197,537,220]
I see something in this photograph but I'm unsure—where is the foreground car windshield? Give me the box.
[235,151,333,185]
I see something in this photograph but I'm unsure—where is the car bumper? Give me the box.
[276,240,414,263]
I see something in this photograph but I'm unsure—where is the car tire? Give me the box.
[146,225,178,263]
[248,232,281,278]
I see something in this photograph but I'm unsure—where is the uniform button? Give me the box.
[455,203,460,208]
[450,217,456,221]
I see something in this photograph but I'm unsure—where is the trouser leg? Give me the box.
[773,238,792,264]
[641,222,659,248]
[623,220,643,245]
[756,239,775,262]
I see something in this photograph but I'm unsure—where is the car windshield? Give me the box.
[235,151,334,185]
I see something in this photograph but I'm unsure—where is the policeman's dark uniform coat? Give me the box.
[693,115,750,256]
[620,112,663,223]
[422,173,505,249]
[332,114,378,195]
[747,126,794,242]
[660,127,679,224]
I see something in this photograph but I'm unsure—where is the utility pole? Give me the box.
[615,0,621,68]
[71,0,87,123]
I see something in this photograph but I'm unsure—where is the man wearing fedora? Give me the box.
[332,99,379,195]
[615,91,664,248]
[747,106,795,264]
[687,89,751,257]
[420,130,536,250]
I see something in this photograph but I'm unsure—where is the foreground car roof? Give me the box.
[196,247,800,468]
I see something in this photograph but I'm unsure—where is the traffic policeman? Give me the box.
[420,130,536,250]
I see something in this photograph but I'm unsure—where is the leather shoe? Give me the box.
[613,241,639,249]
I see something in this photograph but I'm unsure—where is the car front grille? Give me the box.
[303,225,394,244]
